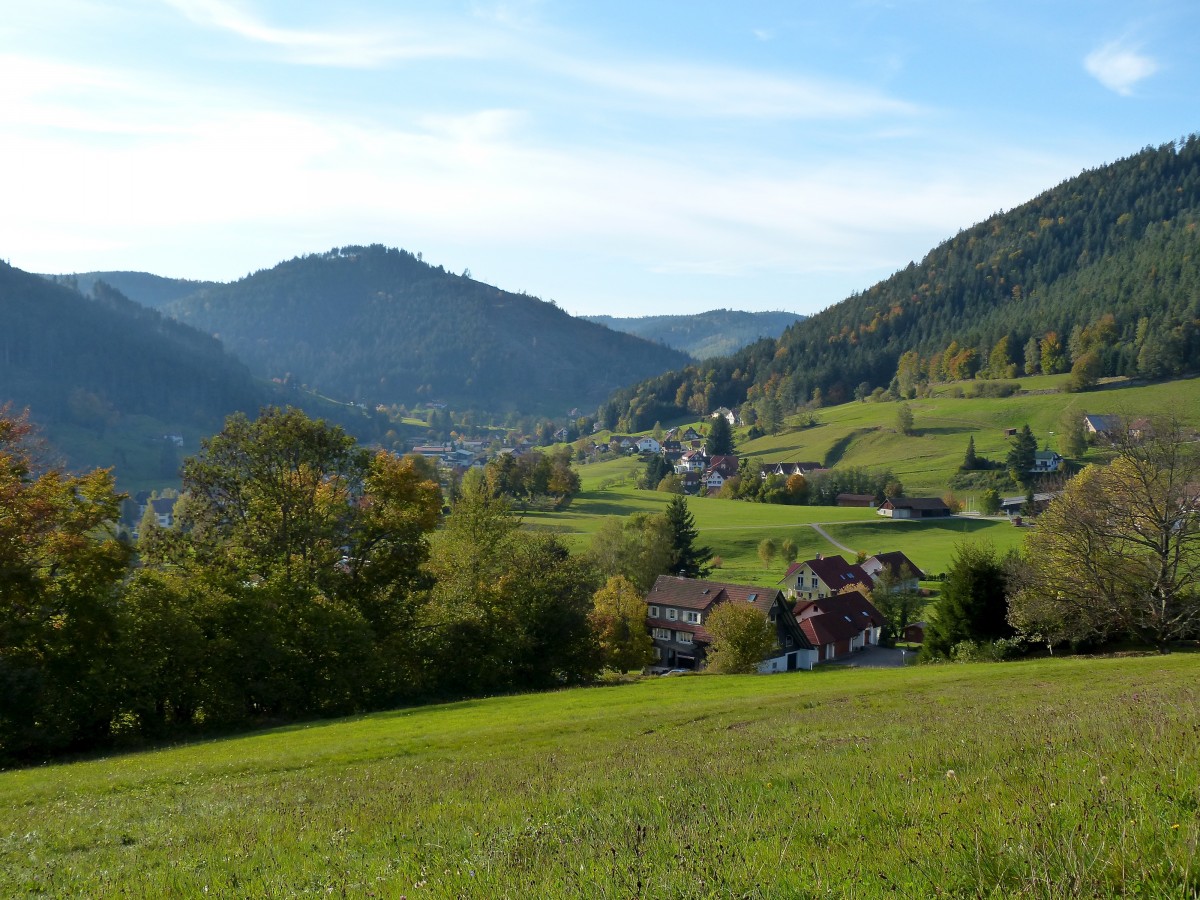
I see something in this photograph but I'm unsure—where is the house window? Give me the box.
[652,646,662,659]
[684,611,700,624]
[677,631,693,644]
[810,577,818,589]
[648,605,660,618]
[784,635,793,648]
[653,627,672,640]
[666,608,678,621]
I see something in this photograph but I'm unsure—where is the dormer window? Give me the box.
[648,605,660,618]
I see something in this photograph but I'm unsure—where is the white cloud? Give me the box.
[160,0,475,66]
[1084,40,1159,96]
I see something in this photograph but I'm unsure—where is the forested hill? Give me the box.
[606,137,1200,431]
[0,262,263,432]
[586,309,803,359]
[163,245,691,413]
[45,271,220,309]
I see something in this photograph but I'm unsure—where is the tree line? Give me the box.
[0,407,706,764]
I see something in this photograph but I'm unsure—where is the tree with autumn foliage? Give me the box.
[0,409,131,759]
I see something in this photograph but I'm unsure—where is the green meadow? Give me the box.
[3,653,1197,897]
[529,376,1200,584]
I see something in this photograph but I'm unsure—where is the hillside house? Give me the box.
[710,407,742,427]
[761,461,822,478]
[682,427,703,442]
[675,449,709,474]
[794,590,887,662]
[1083,414,1121,435]
[1032,450,1063,473]
[860,552,925,592]
[644,575,816,672]
[150,497,177,528]
[778,556,872,602]
[635,437,662,454]
[877,497,952,519]
[703,455,739,491]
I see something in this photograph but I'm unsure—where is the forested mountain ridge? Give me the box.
[0,261,263,432]
[607,137,1200,431]
[586,309,803,359]
[163,245,692,414]
[44,271,221,309]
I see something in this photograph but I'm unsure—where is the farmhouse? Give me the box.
[644,575,816,672]
[877,497,952,519]
[794,590,887,662]
[1032,450,1063,473]
[836,493,877,508]
[703,455,739,490]
[860,551,925,592]
[1083,414,1121,435]
[710,407,742,427]
[778,555,872,602]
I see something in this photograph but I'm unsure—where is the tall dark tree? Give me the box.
[921,542,1013,660]
[664,495,712,578]
[962,436,978,471]
[706,414,735,456]
[1006,425,1038,481]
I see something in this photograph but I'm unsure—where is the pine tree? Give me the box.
[664,495,711,578]
[706,414,734,456]
[962,436,978,470]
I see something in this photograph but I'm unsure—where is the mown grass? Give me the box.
[3,654,1197,897]
[739,375,1200,496]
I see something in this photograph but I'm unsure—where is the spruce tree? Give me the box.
[706,414,734,456]
[664,495,711,578]
[962,436,978,470]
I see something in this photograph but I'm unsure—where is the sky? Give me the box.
[2,1,1198,318]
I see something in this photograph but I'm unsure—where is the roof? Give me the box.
[795,590,887,645]
[784,556,872,592]
[646,574,781,615]
[1084,414,1121,432]
[884,497,950,511]
[706,455,739,476]
[862,551,926,582]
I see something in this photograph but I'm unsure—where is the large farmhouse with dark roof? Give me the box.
[643,575,816,672]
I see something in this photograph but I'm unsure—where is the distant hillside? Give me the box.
[0,262,271,479]
[586,309,803,359]
[45,271,220,309]
[164,245,691,414]
[608,137,1200,430]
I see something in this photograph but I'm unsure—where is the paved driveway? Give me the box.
[827,646,913,668]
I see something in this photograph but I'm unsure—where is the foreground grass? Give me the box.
[3,654,1198,897]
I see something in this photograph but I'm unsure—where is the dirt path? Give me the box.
[809,523,857,555]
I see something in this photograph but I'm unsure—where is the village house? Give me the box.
[150,496,177,528]
[675,449,709,474]
[778,555,873,602]
[877,497,952,519]
[710,407,742,427]
[703,455,739,491]
[1031,450,1063,473]
[644,575,816,672]
[1083,414,1121,436]
[793,589,887,662]
[635,436,662,454]
[860,551,925,592]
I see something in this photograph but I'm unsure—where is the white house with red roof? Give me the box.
[793,589,887,662]
[778,555,873,603]
[703,455,739,491]
[643,575,817,672]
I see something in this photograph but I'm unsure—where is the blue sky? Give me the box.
[2,1,1197,317]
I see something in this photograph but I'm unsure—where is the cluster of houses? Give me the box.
[644,550,925,673]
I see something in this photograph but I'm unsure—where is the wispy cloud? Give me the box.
[161,0,474,67]
[551,57,920,120]
[1084,40,1159,96]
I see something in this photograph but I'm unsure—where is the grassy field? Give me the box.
[3,653,1197,897]
[527,455,1028,584]
[737,374,1200,496]
[529,376,1200,583]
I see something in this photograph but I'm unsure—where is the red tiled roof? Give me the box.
[805,556,872,592]
[795,590,886,644]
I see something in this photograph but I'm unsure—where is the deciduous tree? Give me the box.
[704,602,775,674]
[590,575,655,672]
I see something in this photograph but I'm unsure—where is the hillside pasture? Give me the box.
[2,654,1197,897]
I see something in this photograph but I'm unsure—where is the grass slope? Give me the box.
[3,655,1197,897]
